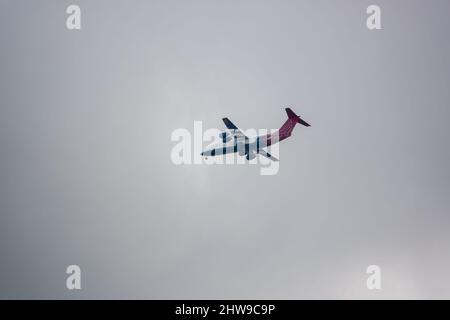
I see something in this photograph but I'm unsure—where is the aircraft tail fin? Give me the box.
[286,108,310,127]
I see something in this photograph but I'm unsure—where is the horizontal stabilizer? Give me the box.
[297,117,310,127]
[286,107,310,127]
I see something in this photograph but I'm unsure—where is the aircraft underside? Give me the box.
[200,108,310,162]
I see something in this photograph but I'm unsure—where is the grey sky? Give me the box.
[1,0,450,299]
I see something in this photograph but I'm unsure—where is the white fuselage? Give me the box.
[201,132,281,157]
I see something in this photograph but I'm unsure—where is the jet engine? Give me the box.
[219,131,232,143]
[237,142,246,156]
[246,152,256,160]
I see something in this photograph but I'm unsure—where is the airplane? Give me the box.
[201,108,310,161]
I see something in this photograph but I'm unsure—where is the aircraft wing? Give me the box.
[222,118,248,140]
[258,149,279,162]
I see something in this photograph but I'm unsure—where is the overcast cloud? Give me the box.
[1,0,450,299]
